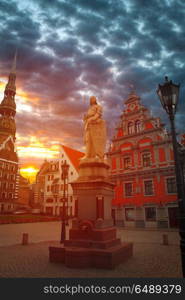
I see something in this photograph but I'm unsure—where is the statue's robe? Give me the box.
[84,119,106,159]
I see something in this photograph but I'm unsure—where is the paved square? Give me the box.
[0,222,182,277]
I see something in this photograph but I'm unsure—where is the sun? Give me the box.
[20,166,39,183]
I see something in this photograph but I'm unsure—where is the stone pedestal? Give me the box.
[49,159,133,269]
[72,160,114,226]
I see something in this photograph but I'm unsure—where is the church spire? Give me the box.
[11,50,17,74]
[5,52,17,99]
[0,54,17,140]
[0,54,17,114]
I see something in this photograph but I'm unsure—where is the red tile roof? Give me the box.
[62,145,84,171]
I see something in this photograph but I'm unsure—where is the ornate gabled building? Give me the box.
[0,54,19,213]
[108,90,178,228]
[34,145,84,216]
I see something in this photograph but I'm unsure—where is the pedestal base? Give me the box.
[49,159,133,269]
[49,226,133,269]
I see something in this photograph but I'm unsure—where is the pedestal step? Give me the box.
[64,238,121,249]
[49,242,133,269]
[69,227,117,241]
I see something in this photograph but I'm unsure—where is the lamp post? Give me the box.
[157,76,185,277]
[51,181,59,217]
[60,160,69,243]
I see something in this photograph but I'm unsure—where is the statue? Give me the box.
[82,96,106,161]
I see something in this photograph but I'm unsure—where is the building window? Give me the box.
[125,182,133,197]
[47,185,50,192]
[48,175,50,181]
[135,120,141,133]
[46,198,53,203]
[125,208,135,221]
[145,207,156,221]
[128,122,134,134]
[142,152,151,167]
[144,180,154,195]
[9,183,14,189]
[71,171,73,176]
[10,174,14,181]
[166,177,177,194]
[3,173,8,180]
[123,157,131,169]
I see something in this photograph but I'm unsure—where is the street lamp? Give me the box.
[51,180,59,216]
[157,76,185,277]
[60,160,69,243]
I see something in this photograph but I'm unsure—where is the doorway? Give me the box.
[168,207,179,228]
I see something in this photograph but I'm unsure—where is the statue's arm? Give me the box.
[87,105,102,123]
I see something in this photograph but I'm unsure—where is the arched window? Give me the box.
[128,122,134,134]
[142,152,151,167]
[135,120,141,133]
[123,156,131,169]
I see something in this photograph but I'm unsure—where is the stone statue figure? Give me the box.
[83,96,106,160]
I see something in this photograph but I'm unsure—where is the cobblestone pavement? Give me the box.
[0,221,62,246]
[0,222,182,278]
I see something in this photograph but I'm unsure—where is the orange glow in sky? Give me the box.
[17,140,60,159]
[17,145,60,158]
[0,80,6,92]
[18,136,61,182]
[17,88,40,104]
[18,144,61,182]
[0,78,73,182]
[20,166,39,183]
[0,78,40,103]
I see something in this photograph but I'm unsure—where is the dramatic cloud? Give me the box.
[0,0,185,168]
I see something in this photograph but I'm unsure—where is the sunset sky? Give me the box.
[0,0,185,179]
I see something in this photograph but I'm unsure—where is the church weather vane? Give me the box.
[129,83,136,94]
[11,50,17,74]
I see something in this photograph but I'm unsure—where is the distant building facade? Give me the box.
[17,175,31,209]
[0,55,19,213]
[32,161,49,213]
[108,91,179,228]
[34,145,84,216]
